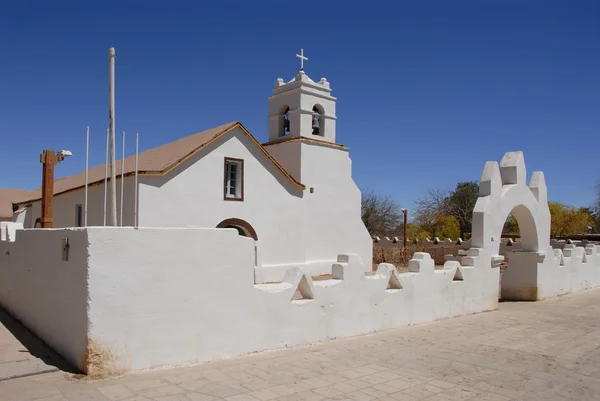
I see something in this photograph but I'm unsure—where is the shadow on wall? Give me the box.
[0,308,79,376]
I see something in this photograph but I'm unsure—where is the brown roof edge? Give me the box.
[0,189,38,218]
[16,122,305,205]
[262,135,348,150]
[235,124,306,190]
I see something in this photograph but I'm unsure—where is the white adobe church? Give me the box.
[5,50,600,376]
[13,55,372,281]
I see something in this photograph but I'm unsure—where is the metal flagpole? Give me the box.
[103,128,109,226]
[108,47,118,226]
[84,126,89,227]
[120,131,125,226]
[134,133,139,227]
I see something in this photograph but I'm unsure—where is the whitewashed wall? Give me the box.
[138,127,371,281]
[0,227,89,371]
[294,141,372,276]
[502,244,600,300]
[85,227,497,374]
[137,128,307,273]
[1,225,599,375]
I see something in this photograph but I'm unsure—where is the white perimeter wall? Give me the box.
[85,227,497,373]
[0,228,89,371]
[2,226,600,375]
[502,245,600,300]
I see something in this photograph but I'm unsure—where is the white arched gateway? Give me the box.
[470,151,551,300]
[470,151,600,301]
[471,151,551,259]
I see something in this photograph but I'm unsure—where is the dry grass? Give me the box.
[373,243,468,272]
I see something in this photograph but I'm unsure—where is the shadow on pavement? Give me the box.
[0,307,80,375]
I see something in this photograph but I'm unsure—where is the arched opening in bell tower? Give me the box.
[280,106,291,137]
[312,105,324,136]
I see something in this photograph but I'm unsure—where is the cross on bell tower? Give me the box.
[296,48,308,71]
[266,49,337,145]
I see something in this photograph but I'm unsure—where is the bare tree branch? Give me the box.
[412,188,449,237]
[361,189,401,236]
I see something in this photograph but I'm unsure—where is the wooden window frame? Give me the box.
[223,157,244,201]
[216,218,258,240]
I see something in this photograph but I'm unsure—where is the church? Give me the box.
[12,59,372,281]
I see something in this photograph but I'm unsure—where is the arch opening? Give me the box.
[279,105,291,137]
[498,205,539,253]
[216,218,258,241]
[498,204,540,301]
[312,105,324,136]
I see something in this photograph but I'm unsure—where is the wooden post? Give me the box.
[402,209,408,250]
[40,150,58,228]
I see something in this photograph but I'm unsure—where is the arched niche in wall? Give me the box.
[216,218,258,241]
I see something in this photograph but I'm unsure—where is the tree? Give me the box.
[439,216,461,239]
[413,182,479,239]
[596,179,600,211]
[403,224,431,241]
[548,202,593,237]
[503,213,520,235]
[444,181,479,238]
[361,189,402,236]
[593,179,600,233]
[412,188,449,237]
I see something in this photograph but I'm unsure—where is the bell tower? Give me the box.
[266,50,337,144]
[260,49,371,276]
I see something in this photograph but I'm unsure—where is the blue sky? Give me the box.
[1,0,599,209]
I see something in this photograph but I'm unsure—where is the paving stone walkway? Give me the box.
[2,289,600,400]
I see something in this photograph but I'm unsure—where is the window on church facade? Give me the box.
[224,158,244,201]
[76,204,83,227]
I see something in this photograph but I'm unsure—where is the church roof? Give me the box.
[0,189,37,220]
[15,122,305,205]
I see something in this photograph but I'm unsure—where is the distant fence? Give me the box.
[554,234,600,241]
[373,243,469,270]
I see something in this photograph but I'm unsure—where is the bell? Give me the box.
[312,115,320,129]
